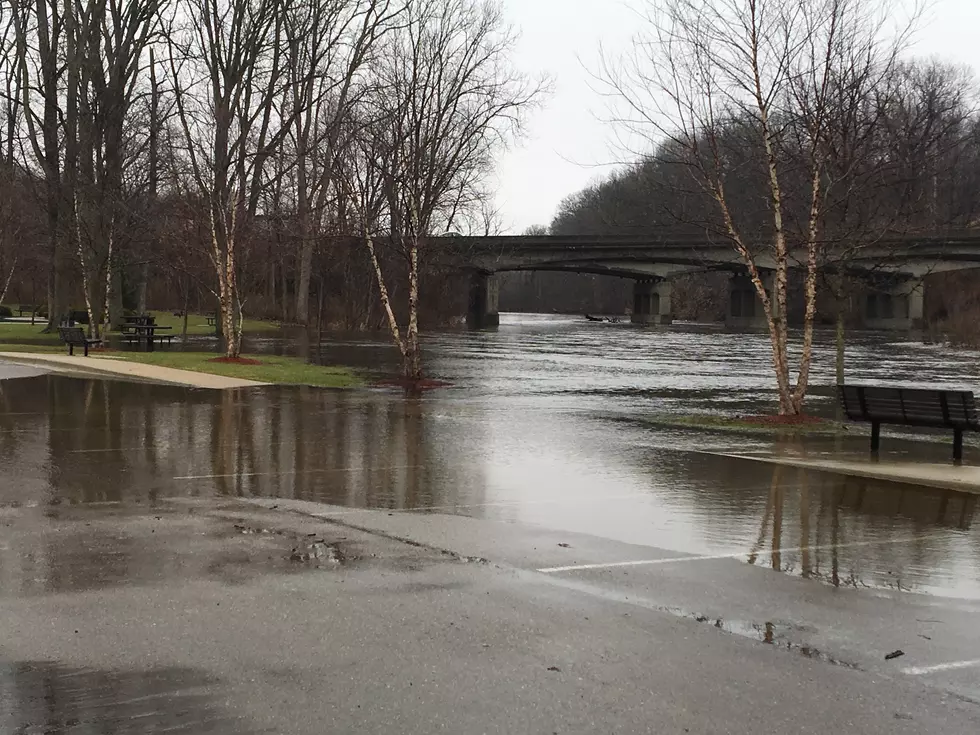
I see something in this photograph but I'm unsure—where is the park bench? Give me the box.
[838,384,979,462]
[58,326,100,357]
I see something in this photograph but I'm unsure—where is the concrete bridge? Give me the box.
[432,233,980,330]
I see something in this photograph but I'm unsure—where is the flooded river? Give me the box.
[2,314,980,599]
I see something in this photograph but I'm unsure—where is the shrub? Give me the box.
[0,305,11,318]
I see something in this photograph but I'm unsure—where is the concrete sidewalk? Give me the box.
[3,498,978,734]
[0,351,267,389]
[721,452,980,494]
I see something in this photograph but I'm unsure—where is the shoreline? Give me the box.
[0,350,362,390]
[0,352,268,389]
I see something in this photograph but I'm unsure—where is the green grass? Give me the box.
[117,351,361,388]
[0,342,64,353]
[0,343,362,388]
[137,310,281,336]
[0,322,61,343]
[0,310,280,344]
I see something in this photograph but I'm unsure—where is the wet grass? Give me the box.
[113,351,362,388]
[634,413,859,437]
[0,310,280,344]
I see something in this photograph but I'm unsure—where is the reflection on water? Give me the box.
[2,314,980,599]
[0,661,249,733]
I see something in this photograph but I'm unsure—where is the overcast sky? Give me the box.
[493,0,980,234]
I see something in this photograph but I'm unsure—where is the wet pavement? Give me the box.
[2,315,980,731]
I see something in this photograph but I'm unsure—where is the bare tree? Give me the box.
[348,0,538,380]
[288,0,401,326]
[603,0,917,415]
[167,0,299,357]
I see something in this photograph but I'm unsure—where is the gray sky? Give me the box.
[494,0,980,234]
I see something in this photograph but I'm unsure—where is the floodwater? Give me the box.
[2,314,980,601]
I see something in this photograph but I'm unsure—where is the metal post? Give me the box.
[953,429,964,464]
[870,422,881,455]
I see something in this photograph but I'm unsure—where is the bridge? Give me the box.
[432,233,980,330]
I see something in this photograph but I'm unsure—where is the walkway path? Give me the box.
[721,453,980,494]
[0,351,267,389]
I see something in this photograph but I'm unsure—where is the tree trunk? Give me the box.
[137,264,149,314]
[364,231,407,365]
[295,230,313,325]
[182,280,190,343]
[0,258,17,304]
[405,234,422,380]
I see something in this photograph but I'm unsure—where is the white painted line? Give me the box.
[537,535,940,574]
[902,659,980,676]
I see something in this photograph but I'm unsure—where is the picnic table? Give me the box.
[124,324,172,352]
[123,314,156,328]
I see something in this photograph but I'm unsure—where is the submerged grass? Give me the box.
[124,352,361,388]
[631,413,858,437]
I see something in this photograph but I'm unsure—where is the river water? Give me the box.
[2,314,979,599]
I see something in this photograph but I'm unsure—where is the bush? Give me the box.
[36,305,48,318]
[0,305,11,318]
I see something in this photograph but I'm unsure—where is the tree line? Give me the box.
[0,0,537,374]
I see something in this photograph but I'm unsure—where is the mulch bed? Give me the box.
[208,356,262,365]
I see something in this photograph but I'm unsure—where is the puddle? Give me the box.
[0,661,254,733]
[538,573,862,671]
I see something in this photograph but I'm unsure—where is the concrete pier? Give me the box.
[467,271,499,329]
[631,279,673,325]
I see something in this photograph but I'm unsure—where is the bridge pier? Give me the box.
[631,280,673,325]
[726,272,776,330]
[467,271,499,329]
[862,278,924,331]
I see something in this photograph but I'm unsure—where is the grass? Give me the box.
[0,322,61,343]
[0,344,361,388]
[630,413,858,437]
[0,310,280,344]
[141,310,281,336]
[0,342,64,353]
[124,352,362,388]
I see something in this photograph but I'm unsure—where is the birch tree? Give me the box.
[167,0,298,357]
[353,0,536,381]
[604,0,917,415]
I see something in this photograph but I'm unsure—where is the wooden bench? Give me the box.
[58,326,101,357]
[838,385,979,462]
